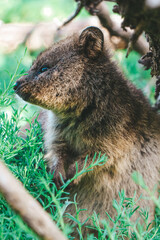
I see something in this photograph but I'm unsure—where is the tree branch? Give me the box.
[58,1,83,29]
[89,2,148,55]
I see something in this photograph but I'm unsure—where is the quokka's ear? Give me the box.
[79,26,104,59]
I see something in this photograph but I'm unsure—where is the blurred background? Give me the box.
[0,0,154,121]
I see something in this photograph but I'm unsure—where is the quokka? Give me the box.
[14,26,160,235]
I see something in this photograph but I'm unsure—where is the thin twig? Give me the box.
[58,1,83,30]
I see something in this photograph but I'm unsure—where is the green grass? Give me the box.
[0,55,160,239]
[114,50,155,103]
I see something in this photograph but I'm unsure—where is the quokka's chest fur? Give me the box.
[14,26,160,234]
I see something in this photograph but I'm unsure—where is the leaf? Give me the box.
[132,171,147,190]
[65,213,81,225]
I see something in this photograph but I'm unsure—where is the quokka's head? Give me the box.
[14,26,106,115]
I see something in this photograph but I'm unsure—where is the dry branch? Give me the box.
[0,19,100,53]
[59,1,148,55]
[58,1,83,29]
[0,160,67,240]
[91,2,148,55]
[0,21,58,53]
[0,14,148,56]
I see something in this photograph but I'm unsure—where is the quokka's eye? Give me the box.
[38,66,48,74]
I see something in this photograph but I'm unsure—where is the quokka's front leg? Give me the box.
[44,139,81,188]
[51,157,67,188]
[64,152,100,185]
[46,147,95,188]
[45,148,68,188]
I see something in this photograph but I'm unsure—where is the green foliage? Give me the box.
[0,46,39,93]
[115,50,155,103]
[0,0,89,23]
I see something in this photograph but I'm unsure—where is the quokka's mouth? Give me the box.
[13,81,31,101]
[13,80,24,92]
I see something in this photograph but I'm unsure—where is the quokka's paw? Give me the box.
[66,165,77,180]
[53,167,67,189]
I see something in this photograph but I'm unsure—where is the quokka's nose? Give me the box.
[13,80,21,91]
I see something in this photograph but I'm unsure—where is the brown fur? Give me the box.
[14,26,160,236]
